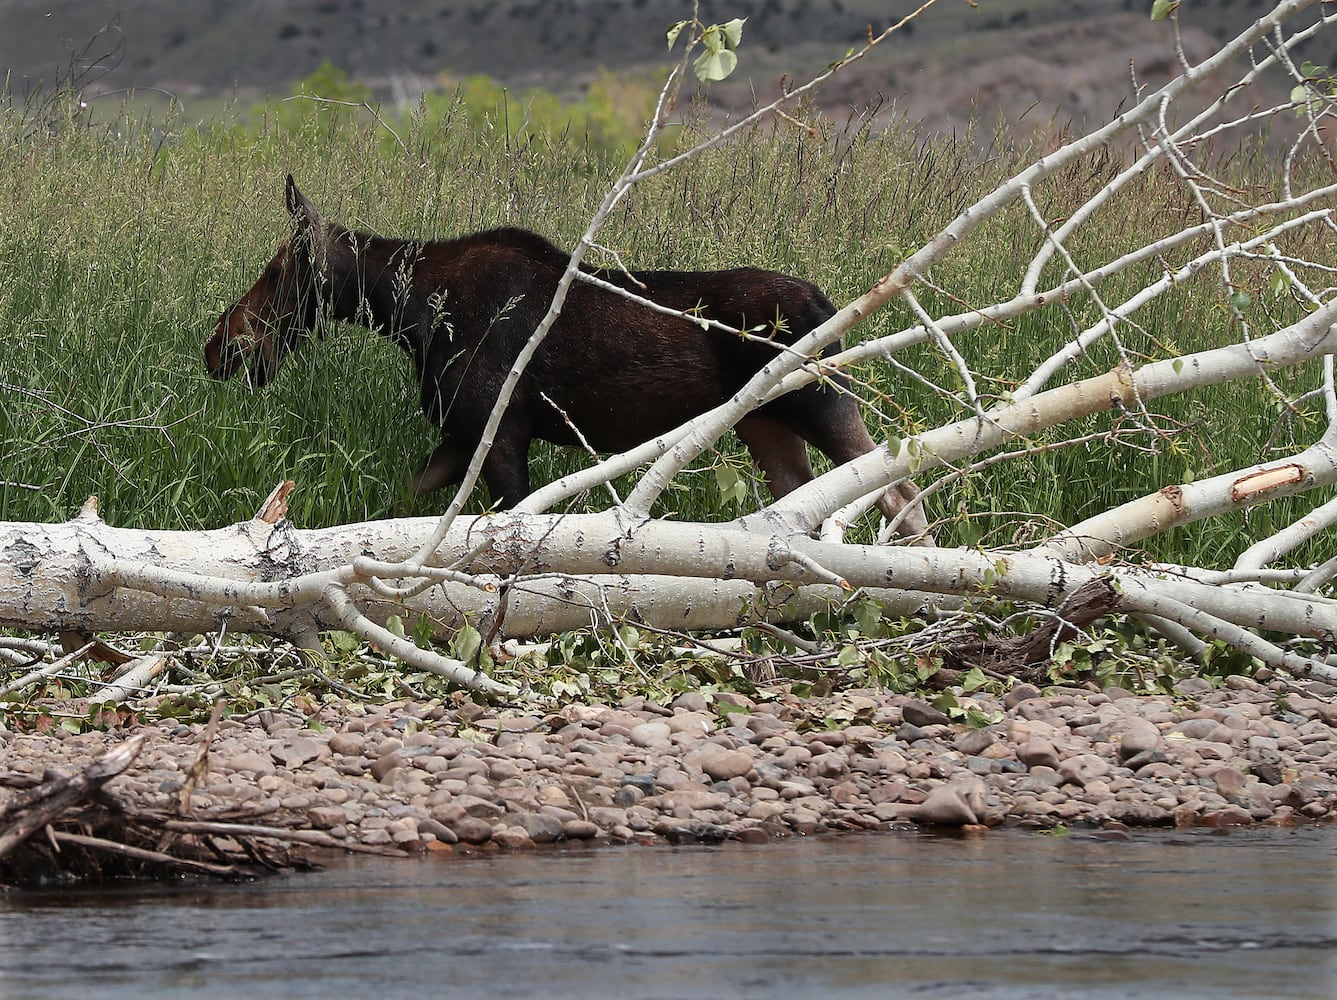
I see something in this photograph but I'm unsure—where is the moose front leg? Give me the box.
[407,428,532,510]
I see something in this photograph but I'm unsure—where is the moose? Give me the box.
[204,176,929,541]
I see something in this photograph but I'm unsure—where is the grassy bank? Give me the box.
[0,90,1329,572]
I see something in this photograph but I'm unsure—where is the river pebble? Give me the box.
[3,679,1335,854]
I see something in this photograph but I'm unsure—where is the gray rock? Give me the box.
[417,817,459,844]
[1015,701,1064,723]
[670,692,709,713]
[488,758,523,780]
[1172,718,1224,740]
[1174,677,1214,698]
[1119,718,1162,760]
[449,816,494,844]
[562,819,600,839]
[669,712,715,735]
[913,785,978,826]
[699,748,755,781]
[493,825,535,849]
[1252,761,1285,785]
[614,785,644,807]
[1105,801,1173,826]
[651,788,731,812]
[620,774,657,795]
[1123,749,1170,771]
[1014,767,1064,792]
[629,722,672,748]
[955,729,998,755]
[744,714,789,738]
[807,752,848,780]
[225,752,276,776]
[370,752,405,782]
[902,700,952,727]
[307,806,346,829]
[1208,765,1249,797]
[453,793,505,819]
[512,811,565,843]
[586,806,629,828]
[895,723,929,743]
[966,756,1000,774]
[1018,738,1061,770]
[1003,683,1043,709]
[326,731,365,756]
[1059,754,1110,787]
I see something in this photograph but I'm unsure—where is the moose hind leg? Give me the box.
[735,416,815,500]
[480,436,533,510]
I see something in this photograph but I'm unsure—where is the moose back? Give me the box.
[204,176,926,539]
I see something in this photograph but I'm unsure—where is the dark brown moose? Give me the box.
[204,176,928,540]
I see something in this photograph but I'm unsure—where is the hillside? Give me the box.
[0,1,1306,135]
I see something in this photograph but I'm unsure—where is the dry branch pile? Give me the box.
[0,708,399,888]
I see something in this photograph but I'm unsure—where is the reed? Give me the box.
[0,91,1326,568]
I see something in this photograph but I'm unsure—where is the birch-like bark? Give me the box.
[5,492,1337,681]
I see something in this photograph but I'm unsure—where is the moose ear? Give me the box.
[285,174,324,235]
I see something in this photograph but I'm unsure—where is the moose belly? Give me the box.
[532,378,732,453]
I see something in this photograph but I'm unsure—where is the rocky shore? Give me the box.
[3,671,1335,857]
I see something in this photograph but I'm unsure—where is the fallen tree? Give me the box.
[5,1,1337,700]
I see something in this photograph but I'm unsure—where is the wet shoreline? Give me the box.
[2,672,1334,862]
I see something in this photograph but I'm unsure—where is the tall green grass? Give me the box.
[0,91,1331,570]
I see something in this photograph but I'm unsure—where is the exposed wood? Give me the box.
[942,578,1123,681]
[0,733,146,860]
[0,723,395,887]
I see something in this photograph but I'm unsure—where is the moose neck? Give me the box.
[323,227,433,362]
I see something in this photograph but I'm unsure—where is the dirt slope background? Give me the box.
[0,0,1318,136]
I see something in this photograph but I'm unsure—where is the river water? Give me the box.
[1,827,1333,999]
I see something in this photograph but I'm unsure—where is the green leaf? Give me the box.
[385,614,406,640]
[453,624,483,663]
[326,630,361,654]
[715,464,747,505]
[667,20,688,50]
[412,615,435,648]
[1292,84,1312,115]
[1229,291,1253,311]
[852,599,884,637]
[1150,0,1178,20]
[721,17,746,48]
[960,666,989,692]
[957,520,982,548]
[715,699,749,719]
[962,707,1001,728]
[694,47,738,83]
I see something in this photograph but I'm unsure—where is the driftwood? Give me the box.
[0,715,403,888]
[940,578,1123,682]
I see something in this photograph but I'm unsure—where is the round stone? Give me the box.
[629,722,672,748]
